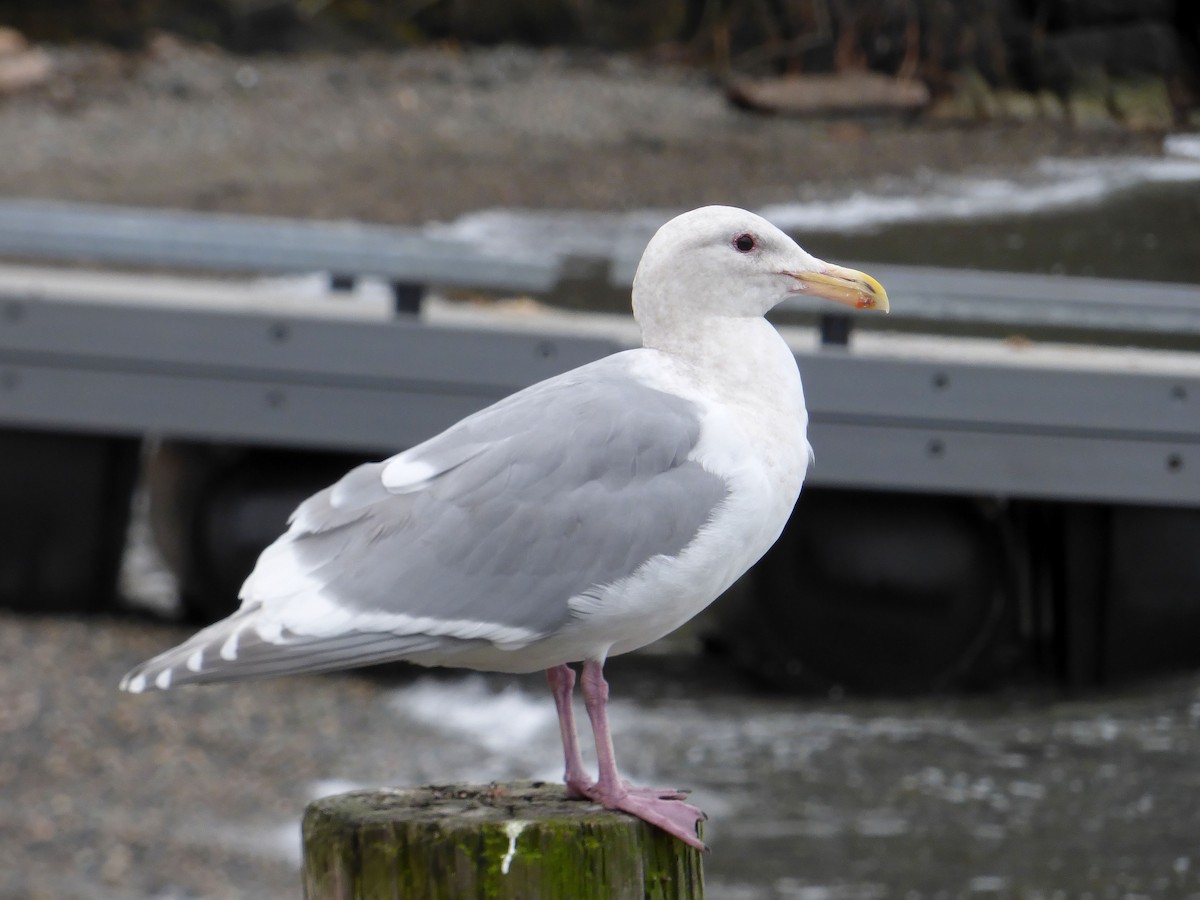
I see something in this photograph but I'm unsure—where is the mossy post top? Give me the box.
[302,781,704,900]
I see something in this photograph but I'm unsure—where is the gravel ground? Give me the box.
[1,611,405,899]
[0,39,1165,225]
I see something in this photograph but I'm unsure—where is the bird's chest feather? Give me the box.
[637,321,810,505]
[574,328,809,653]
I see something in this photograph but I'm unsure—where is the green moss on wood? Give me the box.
[302,782,703,900]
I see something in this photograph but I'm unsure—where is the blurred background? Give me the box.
[1,1,1199,897]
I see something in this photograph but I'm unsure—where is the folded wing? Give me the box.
[121,354,729,691]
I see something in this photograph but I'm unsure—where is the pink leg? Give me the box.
[545,664,594,799]
[577,658,707,851]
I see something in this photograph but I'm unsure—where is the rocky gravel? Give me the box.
[0,38,1163,226]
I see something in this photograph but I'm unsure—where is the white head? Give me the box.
[632,205,887,344]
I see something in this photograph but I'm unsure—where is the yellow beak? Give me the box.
[787,263,890,313]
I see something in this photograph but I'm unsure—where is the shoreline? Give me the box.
[0,43,1172,226]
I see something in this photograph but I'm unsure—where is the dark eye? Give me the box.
[733,233,756,253]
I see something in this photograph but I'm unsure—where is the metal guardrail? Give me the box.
[0,199,561,296]
[0,288,618,453]
[791,265,1200,347]
[0,283,1197,506]
[2,198,1197,346]
[609,250,1200,347]
[802,352,1200,506]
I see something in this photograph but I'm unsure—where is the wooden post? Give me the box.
[302,781,704,900]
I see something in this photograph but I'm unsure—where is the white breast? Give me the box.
[562,317,811,659]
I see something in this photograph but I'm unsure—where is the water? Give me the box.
[789,177,1200,284]
[433,147,1200,295]
[368,661,1200,898]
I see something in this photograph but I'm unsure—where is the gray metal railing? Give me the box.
[2,198,1197,346]
[0,198,561,299]
[608,247,1200,348]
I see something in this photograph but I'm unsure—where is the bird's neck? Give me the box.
[641,315,805,415]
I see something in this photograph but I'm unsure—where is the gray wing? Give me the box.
[121,352,729,691]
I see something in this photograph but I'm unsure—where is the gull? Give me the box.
[121,205,888,849]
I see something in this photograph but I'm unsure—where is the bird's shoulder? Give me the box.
[287,349,709,534]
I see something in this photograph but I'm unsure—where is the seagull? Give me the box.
[120,205,888,850]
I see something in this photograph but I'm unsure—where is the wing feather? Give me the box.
[122,352,730,691]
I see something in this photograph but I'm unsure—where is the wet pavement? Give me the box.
[3,610,1199,899]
